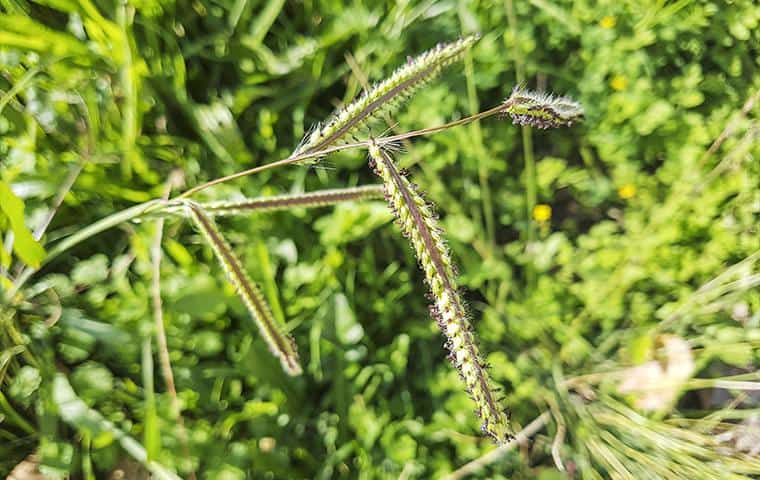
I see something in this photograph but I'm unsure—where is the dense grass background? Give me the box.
[1,0,759,478]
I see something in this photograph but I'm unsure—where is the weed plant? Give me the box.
[1,1,759,478]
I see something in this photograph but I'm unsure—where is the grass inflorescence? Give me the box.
[502,85,584,129]
[2,36,586,446]
[3,4,758,478]
[198,185,385,216]
[293,35,480,158]
[184,201,302,376]
[368,142,512,443]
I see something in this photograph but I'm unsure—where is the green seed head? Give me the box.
[368,142,512,444]
[294,35,480,159]
[502,86,584,129]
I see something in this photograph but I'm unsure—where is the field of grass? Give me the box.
[1,0,759,478]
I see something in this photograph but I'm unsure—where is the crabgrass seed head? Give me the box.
[293,35,480,158]
[184,201,302,376]
[368,141,512,444]
[502,86,584,129]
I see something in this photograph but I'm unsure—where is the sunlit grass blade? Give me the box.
[293,34,479,158]
[184,201,302,376]
[52,374,181,480]
[565,392,760,479]
[368,142,512,444]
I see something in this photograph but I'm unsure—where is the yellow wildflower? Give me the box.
[600,15,617,29]
[533,204,552,222]
[610,75,629,91]
[618,184,637,199]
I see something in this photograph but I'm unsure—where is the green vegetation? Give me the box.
[1,0,759,478]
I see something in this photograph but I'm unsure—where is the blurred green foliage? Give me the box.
[1,0,759,478]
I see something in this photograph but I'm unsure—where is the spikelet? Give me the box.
[199,185,385,216]
[368,142,512,444]
[293,34,480,158]
[184,201,302,376]
[501,86,584,129]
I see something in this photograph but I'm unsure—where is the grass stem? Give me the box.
[443,411,551,480]
[505,0,537,288]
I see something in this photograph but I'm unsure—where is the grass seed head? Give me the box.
[368,142,512,444]
[502,86,584,129]
[184,201,302,376]
[293,35,479,158]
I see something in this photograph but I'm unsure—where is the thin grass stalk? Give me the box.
[151,173,195,479]
[181,85,582,200]
[198,185,385,216]
[504,0,538,288]
[116,0,138,179]
[184,201,301,376]
[368,142,511,443]
[177,104,504,199]
[453,19,494,249]
[293,35,479,158]
[443,412,551,480]
[141,335,159,460]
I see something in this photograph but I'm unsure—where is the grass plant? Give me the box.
[1,2,758,478]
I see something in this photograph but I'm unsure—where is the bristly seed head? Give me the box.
[501,86,584,129]
[183,201,302,376]
[197,185,385,216]
[367,141,513,444]
[293,34,480,159]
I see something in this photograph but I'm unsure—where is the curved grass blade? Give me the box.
[293,34,480,158]
[52,374,181,480]
[368,142,512,444]
[198,185,385,216]
[184,201,302,375]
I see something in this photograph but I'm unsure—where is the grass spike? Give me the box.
[293,34,480,159]
[501,85,584,129]
[368,141,512,444]
[184,201,302,376]
[198,185,385,216]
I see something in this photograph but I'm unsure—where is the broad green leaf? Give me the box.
[0,15,92,58]
[0,180,46,268]
[333,293,363,345]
